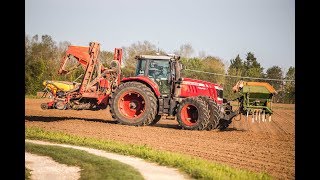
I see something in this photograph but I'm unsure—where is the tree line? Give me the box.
[25,34,295,103]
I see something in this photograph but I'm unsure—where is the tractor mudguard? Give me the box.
[121,76,161,97]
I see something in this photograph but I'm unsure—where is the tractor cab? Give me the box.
[135,55,179,95]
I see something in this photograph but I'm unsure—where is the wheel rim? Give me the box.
[180,104,198,126]
[41,103,48,110]
[55,101,66,110]
[118,91,145,119]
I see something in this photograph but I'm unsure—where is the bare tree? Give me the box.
[198,50,206,59]
[122,41,157,67]
[175,43,194,58]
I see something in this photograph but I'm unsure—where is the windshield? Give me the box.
[135,59,171,94]
[148,60,170,80]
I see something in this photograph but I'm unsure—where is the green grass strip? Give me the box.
[25,142,144,180]
[26,127,272,180]
[25,167,31,180]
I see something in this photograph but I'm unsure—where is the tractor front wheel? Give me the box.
[176,97,210,130]
[109,82,158,126]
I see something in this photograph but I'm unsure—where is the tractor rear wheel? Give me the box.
[109,81,158,126]
[198,96,220,130]
[176,97,210,130]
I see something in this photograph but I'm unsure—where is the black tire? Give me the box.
[150,115,162,125]
[40,103,48,110]
[198,96,220,130]
[217,101,233,130]
[176,97,210,130]
[217,119,231,130]
[109,81,158,126]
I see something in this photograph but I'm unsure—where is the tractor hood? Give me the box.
[179,78,223,104]
[181,78,222,89]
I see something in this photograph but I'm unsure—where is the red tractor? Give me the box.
[42,42,237,130]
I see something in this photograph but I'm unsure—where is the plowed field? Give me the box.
[25,98,295,179]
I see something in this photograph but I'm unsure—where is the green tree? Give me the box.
[225,54,245,99]
[265,66,283,90]
[265,66,284,103]
[229,54,244,72]
[180,57,204,80]
[243,52,263,79]
[180,56,225,87]
[25,34,59,94]
[202,56,225,84]
[284,66,295,103]
[25,34,74,95]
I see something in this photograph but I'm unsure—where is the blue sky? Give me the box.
[25,0,294,71]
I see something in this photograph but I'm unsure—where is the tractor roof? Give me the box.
[135,54,180,60]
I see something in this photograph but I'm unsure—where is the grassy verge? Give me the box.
[26,142,144,180]
[26,127,272,180]
[25,167,31,180]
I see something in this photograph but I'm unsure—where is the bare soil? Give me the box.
[25,98,295,180]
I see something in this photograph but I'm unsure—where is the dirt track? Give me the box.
[25,98,295,179]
